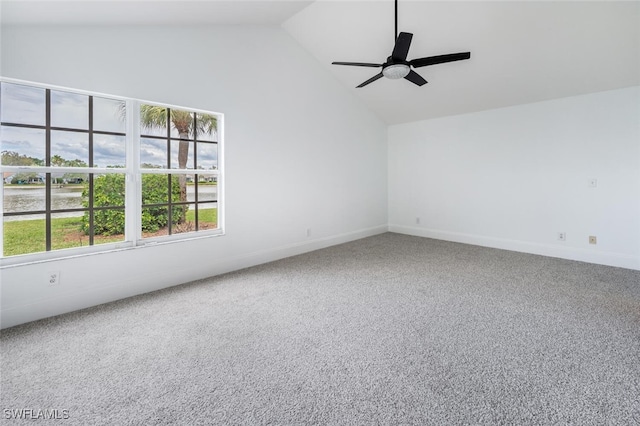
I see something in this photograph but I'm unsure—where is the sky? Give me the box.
[0,82,218,170]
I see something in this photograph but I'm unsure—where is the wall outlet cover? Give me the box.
[47,271,60,286]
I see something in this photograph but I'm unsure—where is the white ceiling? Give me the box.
[2,0,639,125]
[0,0,314,25]
[284,1,640,124]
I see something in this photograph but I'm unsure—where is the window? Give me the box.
[139,105,219,237]
[0,79,223,264]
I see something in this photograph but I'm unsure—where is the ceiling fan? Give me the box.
[332,0,471,88]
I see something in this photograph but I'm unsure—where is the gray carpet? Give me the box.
[1,233,639,425]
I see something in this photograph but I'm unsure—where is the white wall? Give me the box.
[389,86,640,270]
[0,25,388,328]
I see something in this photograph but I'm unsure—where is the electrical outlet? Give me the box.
[558,232,566,241]
[416,217,421,225]
[588,178,598,188]
[47,271,60,286]
[589,236,597,245]
[306,228,311,237]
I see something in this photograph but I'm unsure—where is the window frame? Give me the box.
[0,78,224,267]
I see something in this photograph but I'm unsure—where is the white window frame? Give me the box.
[0,78,224,267]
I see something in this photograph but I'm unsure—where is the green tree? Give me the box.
[139,105,217,208]
[3,151,44,183]
[1,150,44,166]
[51,154,66,166]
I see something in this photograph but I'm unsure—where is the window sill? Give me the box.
[0,229,225,269]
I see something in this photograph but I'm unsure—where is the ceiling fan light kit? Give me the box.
[332,0,471,88]
[383,64,410,79]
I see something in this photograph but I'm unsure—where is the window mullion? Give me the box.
[0,172,3,256]
[126,100,141,246]
[166,108,172,236]
[45,89,52,252]
[88,96,94,245]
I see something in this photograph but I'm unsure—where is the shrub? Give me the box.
[82,174,187,235]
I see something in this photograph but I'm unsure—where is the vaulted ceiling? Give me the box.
[285,1,640,124]
[2,0,638,125]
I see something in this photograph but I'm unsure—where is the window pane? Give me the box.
[142,174,170,205]
[93,97,125,133]
[3,181,45,212]
[171,174,187,203]
[51,130,89,167]
[141,206,168,236]
[197,205,217,230]
[195,113,218,142]
[51,212,86,251]
[140,126,167,137]
[51,90,88,130]
[171,204,192,235]
[92,174,125,207]
[169,109,194,139]
[196,175,217,203]
[94,134,126,168]
[51,182,84,211]
[170,140,194,169]
[186,174,195,201]
[140,105,168,137]
[89,208,126,243]
[196,142,217,170]
[140,137,167,168]
[1,126,46,166]
[3,214,45,256]
[0,82,45,126]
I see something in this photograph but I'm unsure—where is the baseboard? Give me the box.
[0,225,388,329]
[208,225,389,276]
[389,224,640,271]
[6,222,635,329]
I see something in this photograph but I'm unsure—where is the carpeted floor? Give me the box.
[1,233,639,425]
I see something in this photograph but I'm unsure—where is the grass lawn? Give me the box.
[188,208,217,223]
[3,216,124,257]
[3,208,217,257]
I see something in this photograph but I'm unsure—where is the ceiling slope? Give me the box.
[0,0,315,26]
[2,0,638,124]
[283,1,640,124]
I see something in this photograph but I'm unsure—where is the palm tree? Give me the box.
[139,105,217,206]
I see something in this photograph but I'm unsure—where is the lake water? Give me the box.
[3,185,217,221]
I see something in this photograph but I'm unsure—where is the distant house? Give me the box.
[28,176,45,184]
[65,177,84,184]
[198,176,217,183]
[3,173,46,184]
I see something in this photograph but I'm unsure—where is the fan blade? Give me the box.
[391,32,413,61]
[356,73,384,88]
[404,70,427,86]
[332,62,383,68]
[410,52,471,68]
